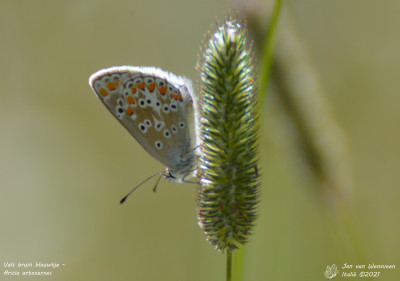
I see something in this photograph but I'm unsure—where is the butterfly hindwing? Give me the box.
[89,66,196,177]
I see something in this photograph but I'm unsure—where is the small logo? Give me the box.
[324,264,339,279]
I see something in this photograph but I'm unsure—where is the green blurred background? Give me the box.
[1,0,399,280]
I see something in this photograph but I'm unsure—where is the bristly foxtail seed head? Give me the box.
[197,19,260,252]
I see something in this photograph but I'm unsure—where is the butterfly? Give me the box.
[89,66,198,186]
[324,264,339,279]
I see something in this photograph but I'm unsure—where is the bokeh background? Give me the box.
[1,0,399,280]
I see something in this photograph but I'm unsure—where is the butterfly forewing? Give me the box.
[89,66,195,172]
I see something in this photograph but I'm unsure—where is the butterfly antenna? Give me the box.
[120,171,165,204]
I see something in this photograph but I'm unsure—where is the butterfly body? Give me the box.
[89,66,198,182]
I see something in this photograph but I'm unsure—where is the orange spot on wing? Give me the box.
[131,87,137,94]
[170,93,179,100]
[126,107,133,116]
[126,96,135,104]
[178,94,183,101]
[137,81,145,90]
[107,82,115,91]
[147,82,156,92]
[159,85,167,95]
[115,80,120,87]
[99,88,109,97]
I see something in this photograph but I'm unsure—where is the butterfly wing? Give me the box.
[89,66,195,171]
[324,266,332,278]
